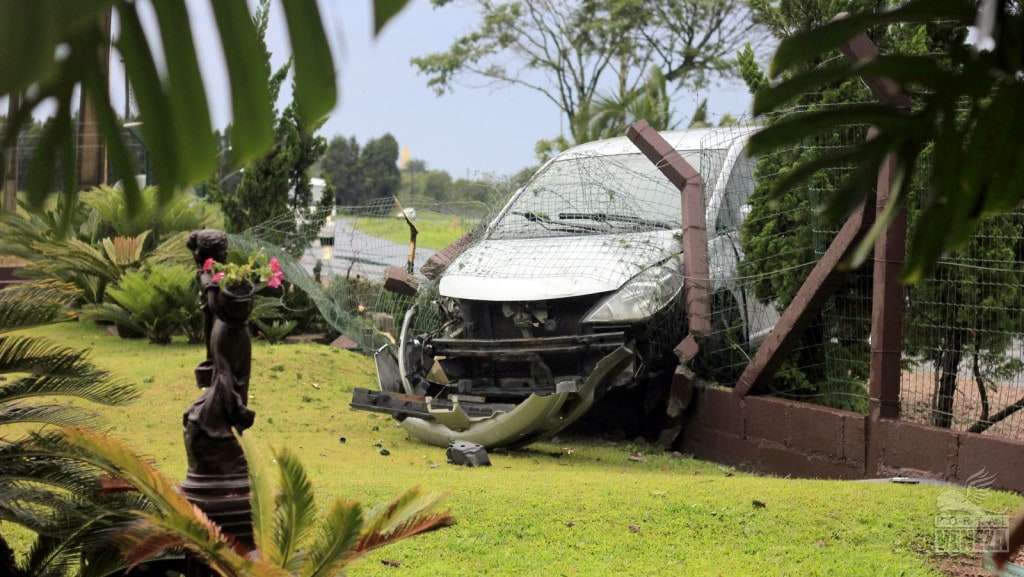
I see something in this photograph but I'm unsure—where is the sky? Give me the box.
[102,1,756,177]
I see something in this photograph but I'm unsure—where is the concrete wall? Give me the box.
[679,385,1024,492]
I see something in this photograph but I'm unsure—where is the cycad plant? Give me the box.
[81,264,201,344]
[0,286,140,577]
[0,213,192,305]
[61,428,453,577]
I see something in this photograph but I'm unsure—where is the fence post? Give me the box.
[626,120,710,445]
[76,7,113,190]
[837,31,911,475]
[3,93,18,213]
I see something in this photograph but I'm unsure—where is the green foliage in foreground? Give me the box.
[351,211,476,251]
[6,322,1022,576]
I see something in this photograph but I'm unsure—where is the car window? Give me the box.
[715,152,756,234]
[489,150,723,240]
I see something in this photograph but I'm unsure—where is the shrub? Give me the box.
[81,264,199,344]
[82,185,224,246]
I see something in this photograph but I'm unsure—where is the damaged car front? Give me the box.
[352,129,760,448]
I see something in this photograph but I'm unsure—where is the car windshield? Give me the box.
[488,150,723,239]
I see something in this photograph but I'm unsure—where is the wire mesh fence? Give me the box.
[901,208,1024,438]
[695,110,873,414]
[234,196,491,351]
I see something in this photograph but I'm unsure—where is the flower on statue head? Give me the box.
[203,257,215,273]
[267,271,284,289]
[211,272,225,284]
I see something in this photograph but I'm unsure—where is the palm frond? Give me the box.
[0,371,136,407]
[299,499,362,577]
[353,487,452,557]
[79,303,145,337]
[0,436,106,496]
[100,230,151,266]
[238,433,278,559]
[0,292,71,332]
[58,428,290,577]
[119,529,186,571]
[146,230,194,266]
[272,447,318,571]
[0,403,98,428]
[0,335,104,377]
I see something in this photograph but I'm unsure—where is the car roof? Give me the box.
[555,126,758,160]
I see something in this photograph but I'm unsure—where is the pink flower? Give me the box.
[269,256,282,274]
[211,272,225,284]
[267,271,284,289]
[203,258,215,273]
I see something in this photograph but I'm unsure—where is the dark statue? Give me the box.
[181,230,255,550]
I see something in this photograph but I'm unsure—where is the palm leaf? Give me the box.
[0,366,135,408]
[300,500,362,577]
[0,403,98,428]
[353,487,452,557]
[58,428,289,577]
[0,286,71,330]
[237,433,278,560]
[100,230,151,266]
[272,447,318,571]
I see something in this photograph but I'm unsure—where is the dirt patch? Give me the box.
[900,368,1024,440]
[933,551,1024,577]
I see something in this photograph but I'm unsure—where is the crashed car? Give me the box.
[351,127,777,448]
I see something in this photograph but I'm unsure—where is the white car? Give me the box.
[352,127,777,448]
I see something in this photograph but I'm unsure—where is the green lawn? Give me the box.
[351,210,475,251]
[10,322,1023,576]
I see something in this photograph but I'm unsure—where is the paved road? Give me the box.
[297,217,437,282]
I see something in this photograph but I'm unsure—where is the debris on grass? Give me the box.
[628,524,641,533]
[338,436,346,444]
[752,499,767,509]
[447,440,491,467]
[379,447,391,456]
[381,559,401,568]
[628,452,645,463]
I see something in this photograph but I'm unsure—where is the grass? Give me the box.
[351,210,475,251]
[8,321,1023,576]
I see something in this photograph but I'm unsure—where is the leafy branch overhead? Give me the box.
[0,0,411,214]
[748,0,1024,281]
[413,0,764,144]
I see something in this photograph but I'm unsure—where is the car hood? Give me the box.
[438,229,682,301]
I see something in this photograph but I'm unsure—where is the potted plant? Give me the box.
[203,254,284,326]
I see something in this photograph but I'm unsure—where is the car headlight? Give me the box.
[582,261,684,323]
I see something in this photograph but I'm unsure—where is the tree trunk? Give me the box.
[930,330,965,428]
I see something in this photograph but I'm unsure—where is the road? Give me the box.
[297,217,438,282]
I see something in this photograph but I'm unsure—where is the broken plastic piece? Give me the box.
[446,440,491,467]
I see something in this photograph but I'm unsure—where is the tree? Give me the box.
[211,0,334,256]
[322,136,363,205]
[1,0,412,214]
[413,0,763,144]
[424,170,454,201]
[360,134,401,200]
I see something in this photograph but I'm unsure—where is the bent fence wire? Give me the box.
[235,197,490,351]
[700,109,1024,440]
[696,112,873,415]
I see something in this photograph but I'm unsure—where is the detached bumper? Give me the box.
[350,344,634,448]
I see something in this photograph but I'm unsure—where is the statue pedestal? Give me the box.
[180,472,254,549]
